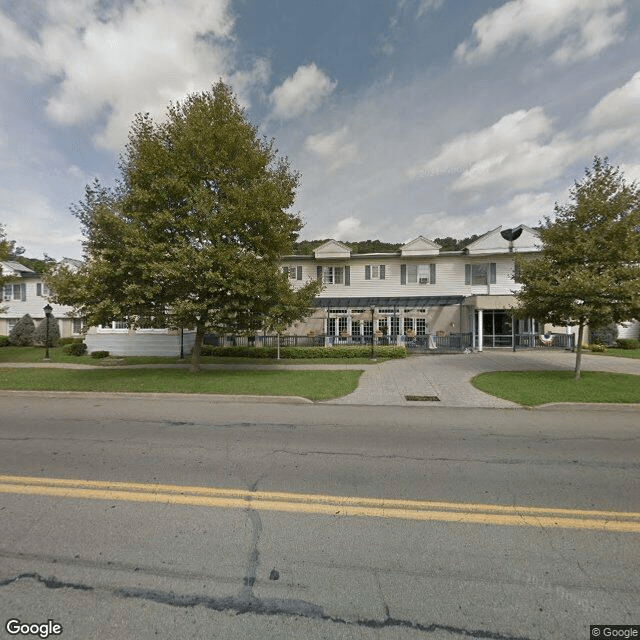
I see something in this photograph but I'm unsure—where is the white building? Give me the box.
[1,259,84,339]
[281,225,552,350]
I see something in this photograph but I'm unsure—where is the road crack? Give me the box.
[0,572,536,639]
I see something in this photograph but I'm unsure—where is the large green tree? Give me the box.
[48,81,320,370]
[515,157,640,379]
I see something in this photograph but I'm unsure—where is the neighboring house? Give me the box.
[0,259,84,339]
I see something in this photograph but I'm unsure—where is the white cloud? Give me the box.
[270,63,336,120]
[586,70,640,131]
[455,0,626,65]
[482,192,555,227]
[0,187,83,259]
[305,126,359,170]
[411,107,581,193]
[416,0,444,18]
[0,0,270,151]
[333,217,361,241]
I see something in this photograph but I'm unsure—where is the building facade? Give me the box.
[1,259,84,339]
[280,225,551,351]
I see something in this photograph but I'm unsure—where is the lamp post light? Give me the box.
[370,305,375,360]
[43,304,53,362]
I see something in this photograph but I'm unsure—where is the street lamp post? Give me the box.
[370,306,375,360]
[43,304,53,362]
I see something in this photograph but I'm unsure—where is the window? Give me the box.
[13,284,26,300]
[283,265,303,280]
[317,265,350,285]
[3,285,11,301]
[72,318,83,334]
[401,264,436,284]
[36,283,50,297]
[465,263,497,285]
[416,318,427,335]
[364,264,386,280]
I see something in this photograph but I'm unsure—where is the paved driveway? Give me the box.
[325,349,640,407]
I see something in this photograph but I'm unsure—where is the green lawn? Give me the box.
[0,367,362,400]
[472,370,640,406]
[0,346,390,366]
[589,348,640,360]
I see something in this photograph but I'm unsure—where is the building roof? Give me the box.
[314,296,465,308]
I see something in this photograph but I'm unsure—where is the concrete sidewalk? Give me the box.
[324,350,640,407]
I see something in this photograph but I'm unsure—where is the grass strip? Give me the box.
[472,370,640,406]
[0,367,362,401]
[0,347,392,366]
[589,348,640,360]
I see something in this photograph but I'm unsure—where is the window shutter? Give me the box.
[317,266,322,281]
[489,262,496,284]
[296,265,302,280]
[400,264,406,285]
[430,264,436,284]
[380,265,385,280]
[365,265,371,280]
[37,283,42,296]
[345,265,350,286]
[465,264,471,285]
[21,283,26,301]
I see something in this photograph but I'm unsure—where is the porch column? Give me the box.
[471,309,476,351]
[477,309,484,352]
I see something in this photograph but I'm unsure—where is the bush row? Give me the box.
[616,338,640,350]
[0,335,9,347]
[197,345,407,359]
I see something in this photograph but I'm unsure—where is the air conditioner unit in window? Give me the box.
[418,277,429,284]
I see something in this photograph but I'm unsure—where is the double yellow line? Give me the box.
[1,474,639,532]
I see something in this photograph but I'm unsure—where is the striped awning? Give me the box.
[313,296,465,308]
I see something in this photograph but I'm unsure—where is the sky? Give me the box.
[1,0,640,260]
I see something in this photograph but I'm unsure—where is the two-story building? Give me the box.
[1,259,84,339]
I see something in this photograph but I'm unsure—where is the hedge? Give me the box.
[616,338,640,350]
[0,335,9,347]
[197,345,407,359]
[63,342,88,356]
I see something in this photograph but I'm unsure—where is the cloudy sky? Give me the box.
[1,0,640,260]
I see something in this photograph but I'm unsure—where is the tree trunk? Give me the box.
[190,321,205,373]
[573,321,585,380]
[277,332,280,360]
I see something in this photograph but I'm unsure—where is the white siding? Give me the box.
[85,331,196,356]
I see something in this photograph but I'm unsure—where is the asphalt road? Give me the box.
[1,393,639,640]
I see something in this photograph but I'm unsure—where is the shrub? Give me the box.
[616,338,640,350]
[59,337,85,346]
[590,322,619,346]
[194,345,407,359]
[34,315,61,347]
[9,314,36,346]
[63,342,88,356]
[588,343,607,352]
[0,335,9,347]
[90,350,110,359]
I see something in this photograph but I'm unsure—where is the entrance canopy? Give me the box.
[313,296,465,308]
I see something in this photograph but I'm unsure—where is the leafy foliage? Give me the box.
[9,314,36,346]
[90,350,110,359]
[47,81,321,370]
[0,335,9,347]
[515,157,640,378]
[198,345,407,359]
[63,341,87,356]
[589,322,618,346]
[616,338,639,350]
[34,315,61,346]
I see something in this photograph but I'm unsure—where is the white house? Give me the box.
[1,259,84,339]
